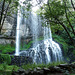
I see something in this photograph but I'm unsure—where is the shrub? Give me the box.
[0,54,11,64]
[0,44,15,54]
[0,64,19,71]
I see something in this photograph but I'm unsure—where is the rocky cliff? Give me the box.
[1,15,17,36]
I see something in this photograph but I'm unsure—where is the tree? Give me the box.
[39,0,75,46]
[0,0,31,34]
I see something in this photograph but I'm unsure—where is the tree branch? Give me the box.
[71,0,75,11]
[0,0,11,33]
[1,2,11,26]
[47,0,75,46]
[67,8,75,18]
[64,0,75,35]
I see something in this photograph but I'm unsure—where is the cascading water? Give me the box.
[44,23,62,63]
[16,0,63,64]
[15,0,24,55]
[15,5,21,56]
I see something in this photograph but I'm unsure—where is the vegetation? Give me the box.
[40,0,75,44]
[39,0,75,58]
[22,61,66,70]
[20,36,44,50]
[0,54,11,64]
[0,0,31,33]
[0,36,43,53]
[0,44,15,54]
[0,0,75,75]
[0,0,18,33]
[0,64,19,71]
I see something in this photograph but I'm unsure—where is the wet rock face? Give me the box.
[12,63,75,75]
[0,39,12,44]
[11,56,33,66]
[1,14,16,36]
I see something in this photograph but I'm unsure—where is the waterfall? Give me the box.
[44,24,62,63]
[15,7,21,55]
[16,0,63,64]
[15,0,23,55]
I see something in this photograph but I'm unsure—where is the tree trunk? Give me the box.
[1,1,11,28]
[0,0,11,34]
[0,0,6,34]
[0,0,5,25]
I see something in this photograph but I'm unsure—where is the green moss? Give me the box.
[0,54,11,64]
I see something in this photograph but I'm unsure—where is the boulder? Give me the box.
[58,64,71,71]
[49,66,63,73]
[71,63,75,68]
[43,68,50,75]
[36,67,41,70]
[58,64,69,68]
[18,68,25,74]
[12,71,19,75]
[39,70,44,75]
[25,70,29,75]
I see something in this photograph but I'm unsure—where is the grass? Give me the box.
[0,61,75,75]
[0,61,66,71]
[22,61,66,70]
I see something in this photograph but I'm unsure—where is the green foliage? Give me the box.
[72,62,75,64]
[39,0,65,20]
[39,0,75,49]
[70,74,75,75]
[0,54,11,64]
[12,65,19,71]
[73,50,75,56]
[52,31,75,57]
[0,64,19,71]
[20,36,44,50]
[40,0,75,29]
[0,44,15,54]
[22,61,66,70]
[20,40,33,50]
[11,55,14,59]
[53,34,68,55]
[22,63,45,70]
[2,62,7,70]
